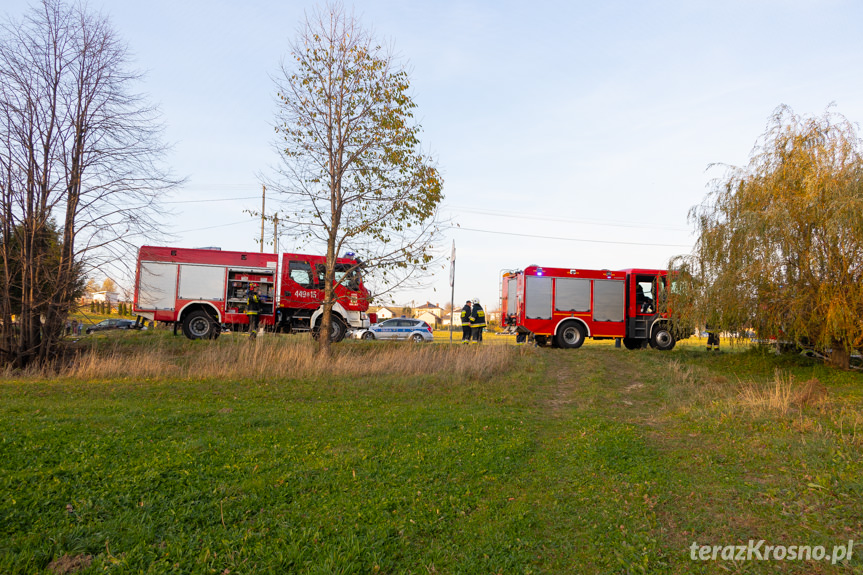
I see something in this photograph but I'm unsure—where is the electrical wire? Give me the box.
[449,225,692,248]
[175,220,251,233]
[168,218,691,248]
[443,204,691,232]
[163,196,260,204]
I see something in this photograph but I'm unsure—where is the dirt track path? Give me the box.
[540,346,661,424]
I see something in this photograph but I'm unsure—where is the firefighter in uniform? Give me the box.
[460,300,472,342]
[469,298,486,343]
[246,282,261,338]
[706,321,720,352]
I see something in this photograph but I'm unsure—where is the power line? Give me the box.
[171,220,691,249]
[443,204,691,232]
[164,196,260,204]
[175,220,251,233]
[449,225,692,248]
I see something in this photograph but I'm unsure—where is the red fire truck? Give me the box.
[133,246,371,340]
[501,265,689,350]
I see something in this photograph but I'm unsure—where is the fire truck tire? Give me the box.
[650,326,676,351]
[556,322,585,349]
[623,337,646,350]
[182,310,218,340]
[313,316,347,343]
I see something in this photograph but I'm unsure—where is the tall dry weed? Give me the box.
[830,403,863,447]
[736,369,828,415]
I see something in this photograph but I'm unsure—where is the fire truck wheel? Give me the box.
[623,337,646,350]
[183,310,217,340]
[650,326,676,351]
[556,321,585,349]
[313,316,347,343]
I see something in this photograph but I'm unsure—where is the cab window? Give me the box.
[335,263,361,291]
[315,264,326,289]
[635,275,656,314]
[289,261,313,288]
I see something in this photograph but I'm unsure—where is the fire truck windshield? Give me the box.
[335,264,361,291]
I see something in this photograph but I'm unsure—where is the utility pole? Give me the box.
[260,184,266,252]
[449,240,455,343]
[273,214,278,254]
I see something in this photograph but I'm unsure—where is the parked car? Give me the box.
[356,318,434,342]
[85,318,139,334]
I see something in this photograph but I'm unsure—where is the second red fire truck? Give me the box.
[501,265,690,350]
[133,246,371,341]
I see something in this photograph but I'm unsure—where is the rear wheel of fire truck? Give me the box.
[556,321,586,349]
[649,326,676,351]
[182,310,218,340]
[623,337,646,350]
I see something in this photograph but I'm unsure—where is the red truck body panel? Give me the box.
[502,264,684,349]
[133,246,370,339]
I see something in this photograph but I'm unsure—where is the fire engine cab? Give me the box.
[133,246,370,340]
[501,265,688,350]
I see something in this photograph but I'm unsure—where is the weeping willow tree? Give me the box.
[671,106,863,368]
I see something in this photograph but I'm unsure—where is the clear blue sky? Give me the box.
[6,0,863,309]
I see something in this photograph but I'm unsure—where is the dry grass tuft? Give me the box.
[736,370,828,415]
[27,337,520,382]
[793,377,828,407]
[47,554,92,574]
[665,359,728,406]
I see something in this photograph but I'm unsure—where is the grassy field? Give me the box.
[1,331,862,574]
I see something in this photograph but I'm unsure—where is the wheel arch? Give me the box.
[649,318,670,337]
[178,301,221,324]
[310,302,348,328]
[554,317,590,338]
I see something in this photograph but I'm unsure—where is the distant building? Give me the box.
[414,301,444,319]
[91,291,119,304]
[416,310,442,328]
[372,306,403,321]
[441,315,465,327]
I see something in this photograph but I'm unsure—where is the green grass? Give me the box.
[1,335,862,573]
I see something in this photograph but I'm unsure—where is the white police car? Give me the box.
[356,318,434,342]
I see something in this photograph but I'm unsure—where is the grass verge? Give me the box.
[1,335,861,573]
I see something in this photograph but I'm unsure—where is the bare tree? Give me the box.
[268,2,444,355]
[0,0,179,367]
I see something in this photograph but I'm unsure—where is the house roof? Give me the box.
[374,306,404,315]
